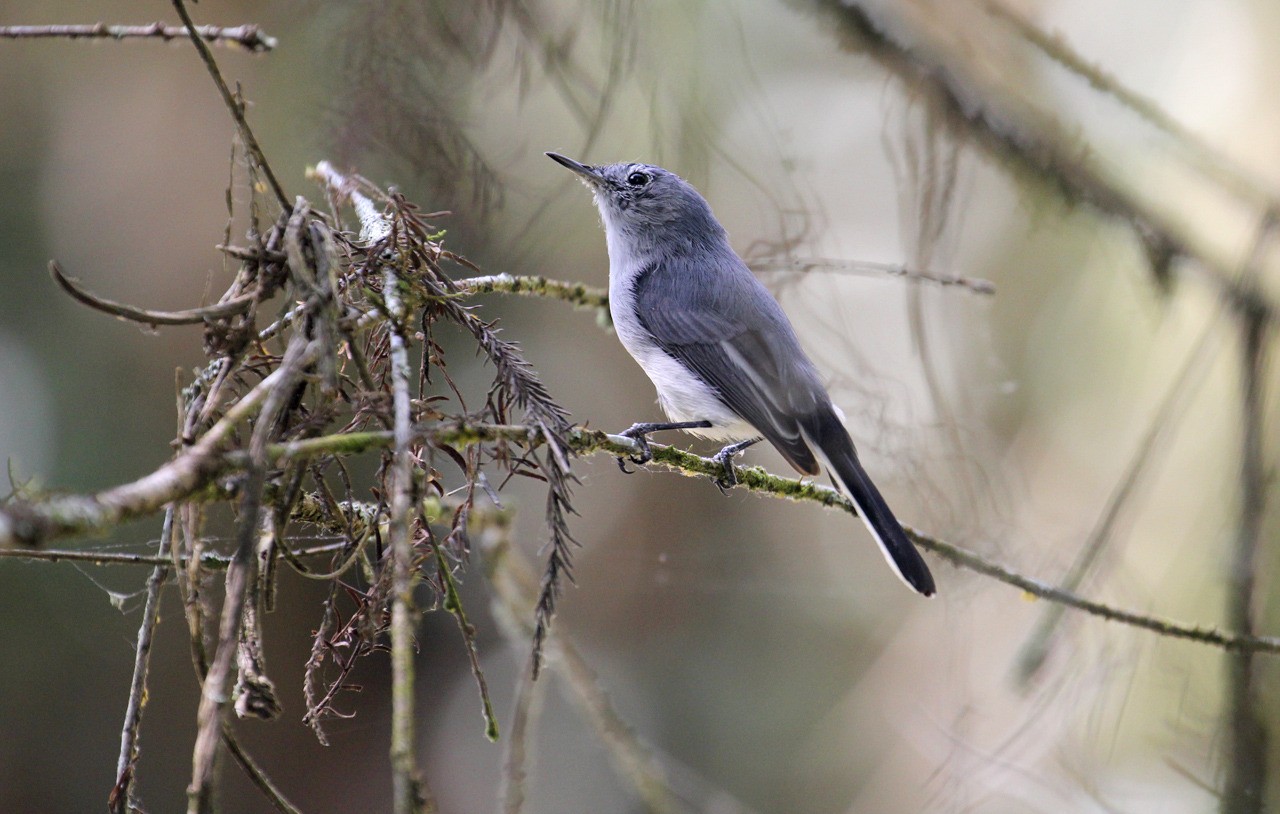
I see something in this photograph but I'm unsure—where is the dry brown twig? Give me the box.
[3,9,582,809]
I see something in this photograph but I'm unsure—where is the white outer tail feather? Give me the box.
[802,428,928,595]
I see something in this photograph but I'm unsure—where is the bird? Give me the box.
[547,152,935,596]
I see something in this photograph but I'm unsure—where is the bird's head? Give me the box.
[546,152,726,253]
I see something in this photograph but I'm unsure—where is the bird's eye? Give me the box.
[626,171,650,187]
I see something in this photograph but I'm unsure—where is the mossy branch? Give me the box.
[8,418,1280,657]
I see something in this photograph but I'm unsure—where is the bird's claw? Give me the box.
[709,437,761,494]
[711,446,740,493]
[613,420,716,475]
[616,423,656,473]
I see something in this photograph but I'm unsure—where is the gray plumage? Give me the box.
[548,152,935,596]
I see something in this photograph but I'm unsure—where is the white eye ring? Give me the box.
[626,171,650,187]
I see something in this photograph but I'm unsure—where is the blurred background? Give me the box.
[2,0,1278,811]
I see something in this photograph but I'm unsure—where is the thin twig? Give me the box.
[384,256,435,814]
[187,469,265,814]
[750,257,996,295]
[428,531,500,741]
[217,244,287,264]
[0,539,349,568]
[188,330,315,814]
[220,726,304,814]
[916,524,1278,655]
[51,261,256,325]
[171,0,290,212]
[0,22,276,51]
[109,508,175,814]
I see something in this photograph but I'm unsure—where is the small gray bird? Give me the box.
[548,152,935,596]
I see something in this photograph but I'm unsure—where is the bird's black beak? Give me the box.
[546,152,604,185]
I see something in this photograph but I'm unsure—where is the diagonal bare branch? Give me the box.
[171,0,290,212]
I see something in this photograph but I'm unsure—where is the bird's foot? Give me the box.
[615,420,712,473]
[710,437,762,493]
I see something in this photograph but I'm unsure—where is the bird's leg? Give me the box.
[615,420,712,473]
[711,437,762,492]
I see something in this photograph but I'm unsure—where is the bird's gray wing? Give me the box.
[634,255,936,594]
[633,255,825,475]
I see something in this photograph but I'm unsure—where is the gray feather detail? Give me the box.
[632,254,825,475]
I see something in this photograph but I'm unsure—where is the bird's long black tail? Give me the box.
[800,409,936,596]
